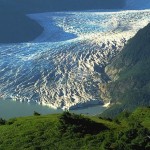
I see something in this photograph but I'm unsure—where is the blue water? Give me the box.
[0,99,105,119]
[0,12,111,119]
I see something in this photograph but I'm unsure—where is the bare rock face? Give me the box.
[0,10,150,109]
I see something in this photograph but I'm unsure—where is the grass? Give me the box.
[129,107,150,129]
[0,107,149,149]
[0,114,60,150]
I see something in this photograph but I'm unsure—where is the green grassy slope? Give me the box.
[101,23,150,118]
[0,107,149,150]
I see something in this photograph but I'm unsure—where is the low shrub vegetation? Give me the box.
[0,107,149,149]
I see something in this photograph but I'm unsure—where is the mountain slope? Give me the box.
[0,0,43,43]
[101,23,150,118]
[125,0,150,10]
[0,107,149,149]
[0,0,125,13]
[0,0,125,43]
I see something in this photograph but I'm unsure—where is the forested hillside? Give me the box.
[101,23,150,118]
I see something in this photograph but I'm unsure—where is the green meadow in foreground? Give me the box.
[0,107,149,150]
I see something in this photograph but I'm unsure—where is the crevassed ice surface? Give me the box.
[0,10,150,110]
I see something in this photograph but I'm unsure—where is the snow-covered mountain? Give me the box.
[125,0,150,10]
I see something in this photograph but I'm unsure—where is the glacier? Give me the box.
[0,9,150,110]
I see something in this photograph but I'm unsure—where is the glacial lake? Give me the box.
[0,99,106,119]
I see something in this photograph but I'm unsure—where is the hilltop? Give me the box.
[0,107,149,149]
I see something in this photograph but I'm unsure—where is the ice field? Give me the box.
[0,9,150,109]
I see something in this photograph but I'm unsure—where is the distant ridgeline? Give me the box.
[101,23,150,118]
[0,0,125,43]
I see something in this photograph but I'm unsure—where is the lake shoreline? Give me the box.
[0,98,106,119]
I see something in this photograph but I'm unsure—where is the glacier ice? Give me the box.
[0,10,150,109]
